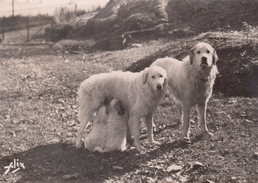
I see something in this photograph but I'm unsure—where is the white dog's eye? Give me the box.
[197,51,201,54]
[151,75,156,79]
[159,74,163,78]
[206,50,210,54]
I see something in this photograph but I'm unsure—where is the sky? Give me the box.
[0,0,109,17]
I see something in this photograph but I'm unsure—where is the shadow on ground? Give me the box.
[0,140,189,182]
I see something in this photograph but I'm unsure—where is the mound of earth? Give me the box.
[70,0,258,40]
[72,0,168,39]
[125,33,258,97]
[215,41,258,97]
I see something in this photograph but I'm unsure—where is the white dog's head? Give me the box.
[189,42,218,69]
[107,99,127,117]
[142,65,168,92]
[94,105,108,124]
[106,99,128,152]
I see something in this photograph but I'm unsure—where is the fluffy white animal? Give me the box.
[151,42,218,143]
[76,66,168,149]
[84,99,128,152]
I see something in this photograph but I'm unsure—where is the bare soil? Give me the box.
[0,33,258,183]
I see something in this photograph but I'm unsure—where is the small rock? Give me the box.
[146,177,155,182]
[167,164,182,173]
[244,119,252,123]
[240,112,247,117]
[206,180,215,183]
[231,176,237,180]
[252,152,258,159]
[67,120,76,127]
[192,161,204,169]
[165,177,175,182]
[130,147,136,150]
[179,175,187,182]
[112,166,123,170]
[186,161,204,172]
[154,165,163,170]
[131,43,143,48]
[158,160,166,164]
[12,118,20,124]
[240,131,246,137]
[62,173,79,180]
[190,119,195,124]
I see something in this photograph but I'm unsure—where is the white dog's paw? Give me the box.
[152,140,161,146]
[201,129,214,138]
[75,138,82,148]
[134,142,144,151]
[93,146,106,153]
[181,137,191,144]
[206,131,214,137]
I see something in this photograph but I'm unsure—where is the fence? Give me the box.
[0,16,53,44]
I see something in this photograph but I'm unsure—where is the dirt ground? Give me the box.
[0,35,258,183]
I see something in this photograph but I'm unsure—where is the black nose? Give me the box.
[201,57,207,65]
[157,84,162,90]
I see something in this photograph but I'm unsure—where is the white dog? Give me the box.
[84,99,128,152]
[151,42,218,143]
[76,66,168,149]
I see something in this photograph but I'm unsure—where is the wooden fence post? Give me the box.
[12,0,14,17]
[2,17,4,41]
[27,17,29,42]
[51,16,54,37]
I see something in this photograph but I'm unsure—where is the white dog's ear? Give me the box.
[189,47,195,65]
[212,49,218,65]
[142,68,149,84]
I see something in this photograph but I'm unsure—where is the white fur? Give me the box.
[84,105,108,152]
[84,99,128,152]
[77,66,168,149]
[151,42,218,142]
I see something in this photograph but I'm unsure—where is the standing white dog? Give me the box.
[151,42,218,142]
[76,66,168,149]
[84,99,128,152]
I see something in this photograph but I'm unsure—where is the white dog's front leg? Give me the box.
[181,104,192,141]
[128,114,142,150]
[197,102,214,137]
[146,113,160,145]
